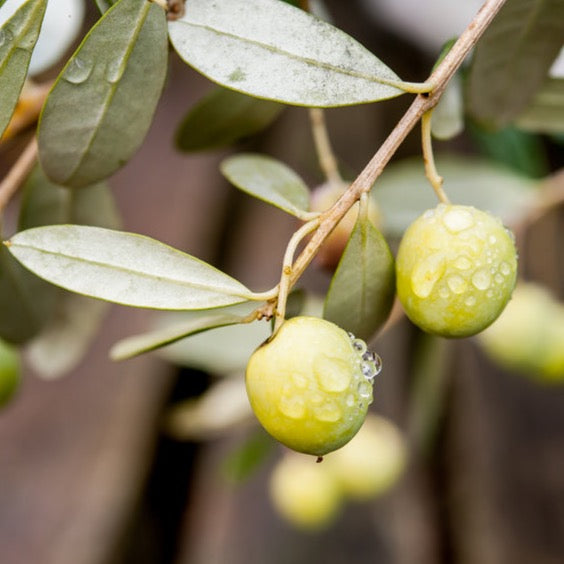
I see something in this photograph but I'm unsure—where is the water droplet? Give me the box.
[455,256,472,270]
[361,361,377,380]
[105,59,126,83]
[486,289,494,298]
[279,395,306,419]
[314,402,341,422]
[465,295,477,306]
[352,338,367,355]
[488,234,497,244]
[291,372,308,389]
[443,208,474,232]
[447,274,468,294]
[314,355,351,393]
[438,285,450,299]
[500,262,511,276]
[0,27,14,47]
[310,393,324,405]
[357,381,372,400]
[472,269,491,291]
[368,352,382,375]
[64,57,93,84]
[411,253,446,298]
[494,273,504,285]
[346,394,355,407]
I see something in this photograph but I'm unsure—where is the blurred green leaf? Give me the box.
[516,78,564,134]
[18,164,121,229]
[110,312,247,361]
[431,73,464,140]
[168,0,404,107]
[467,0,564,128]
[94,0,117,13]
[0,243,57,344]
[324,214,395,340]
[175,87,284,152]
[165,377,252,441]
[408,333,452,456]
[7,225,254,309]
[221,153,311,217]
[38,0,168,187]
[374,156,538,237]
[157,305,271,374]
[18,165,120,378]
[468,122,549,179]
[222,429,275,483]
[0,0,47,137]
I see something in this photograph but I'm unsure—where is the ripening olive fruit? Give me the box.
[478,282,564,381]
[269,452,343,530]
[396,204,517,337]
[325,414,406,500]
[0,339,21,408]
[245,316,381,456]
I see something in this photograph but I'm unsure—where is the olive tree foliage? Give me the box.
[0,0,562,390]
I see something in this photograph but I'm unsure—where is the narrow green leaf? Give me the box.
[175,87,284,152]
[221,153,311,217]
[165,377,252,440]
[6,225,254,309]
[408,333,452,455]
[18,165,120,378]
[468,122,549,179]
[94,0,117,13]
[431,73,464,140]
[467,0,564,128]
[26,293,109,379]
[516,78,564,134]
[374,156,538,237]
[324,214,395,340]
[168,0,404,107]
[157,306,271,374]
[38,0,168,187]
[110,313,247,360]
[0,0,47,137]
[18,164,121,229]
[0,242,57,344]
[222,429,275,483]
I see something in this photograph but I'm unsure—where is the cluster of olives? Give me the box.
[269,414,406,530]
[245,203,518,456]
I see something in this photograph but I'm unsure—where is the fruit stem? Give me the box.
[0,136,38,214]
[287,0,507,288]
[309,108,343,188]
[421,110,450,204]
[273,218,320,334]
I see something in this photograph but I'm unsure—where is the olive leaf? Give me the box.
[516,78,564,134]
[94,0,118,13]
[6,225,254,309]
[110,312,248,361]
[0,242,58,344]
[155,306,272,374]
[168,0,405,107]
[18,165,120,378]
[37,0,168,187]
[467,0,564,128]
[374,156,538,237]
[0,0,47,138]
[324,214,395,340]
[175,87,284,152]
[221,153,312,218]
